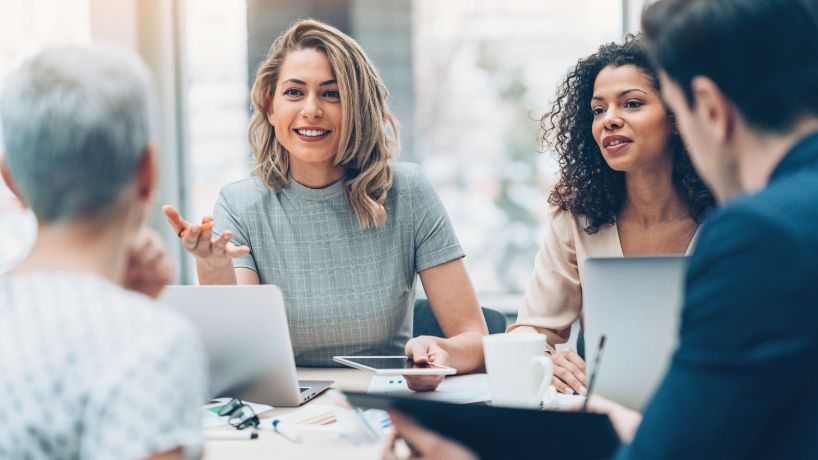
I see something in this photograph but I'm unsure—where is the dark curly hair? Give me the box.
[543,34,715,234]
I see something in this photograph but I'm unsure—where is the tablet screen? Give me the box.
[344,357,434,370]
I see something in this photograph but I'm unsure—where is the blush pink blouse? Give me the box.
[507,204,696,353]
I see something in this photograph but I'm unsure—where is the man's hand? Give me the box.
[552,348,587,395]
[123,227,174,299]
[403,336,449,392]
[585,395,643,443]
[382,410,477,460]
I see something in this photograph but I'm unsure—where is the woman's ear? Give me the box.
[266,95,275,126]
[666,110,680,136]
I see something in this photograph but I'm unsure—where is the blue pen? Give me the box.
[271,419,303,443]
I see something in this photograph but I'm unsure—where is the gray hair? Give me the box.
[0,45,153,222]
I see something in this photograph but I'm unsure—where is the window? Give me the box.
[413,0,622,300]
[184,0,249,223]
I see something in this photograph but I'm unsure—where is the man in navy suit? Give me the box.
[382,0,818,458]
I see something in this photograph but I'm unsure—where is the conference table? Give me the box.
[203,368,381,460]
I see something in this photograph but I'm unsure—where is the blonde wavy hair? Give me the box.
[248,18,398,229]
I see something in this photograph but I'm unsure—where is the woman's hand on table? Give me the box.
[403,336,449,392]
[552,348,587,395]
[162,205,250,261]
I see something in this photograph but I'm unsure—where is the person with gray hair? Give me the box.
[0,45,207,460]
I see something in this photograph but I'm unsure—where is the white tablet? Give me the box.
[333,356,457,376]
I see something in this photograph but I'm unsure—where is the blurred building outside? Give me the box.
[0,0,629,313]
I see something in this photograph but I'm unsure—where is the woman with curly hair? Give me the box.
[163,19,487,390]
[507,35,714,395]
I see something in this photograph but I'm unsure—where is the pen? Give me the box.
[204,430,258,441]
[582,335,606,412]
[177,223,244,250]
[272,419,303,443]
[177,221,213,238]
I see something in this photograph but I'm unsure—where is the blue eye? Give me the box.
[624,100,643,109]
[283,88,303,97]
[323,90,340,99]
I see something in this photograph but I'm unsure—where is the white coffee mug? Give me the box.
[483,333,553,408]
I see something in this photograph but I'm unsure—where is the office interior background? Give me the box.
[0,0,646,312]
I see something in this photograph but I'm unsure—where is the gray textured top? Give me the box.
[214,162,464,366]
[0,273,206,460]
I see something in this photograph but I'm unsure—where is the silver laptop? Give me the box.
[159,285,333,407]
[582,256,687,410]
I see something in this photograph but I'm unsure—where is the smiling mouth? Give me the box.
[295,129,330,137]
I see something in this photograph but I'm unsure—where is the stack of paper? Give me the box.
[265,404,336,425]
[367,373,492,404]
[367,374,587,409]
[544,392,585,410]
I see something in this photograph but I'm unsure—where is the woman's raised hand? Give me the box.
[162,205,250,262]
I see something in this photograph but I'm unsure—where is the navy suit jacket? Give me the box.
[617,131,818,459]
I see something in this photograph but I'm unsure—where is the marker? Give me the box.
[178,221,213,238]
[204,430,258,441]
[177,224,243,248]
[272,419,303,443]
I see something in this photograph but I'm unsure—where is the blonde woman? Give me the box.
[163,19,487,390]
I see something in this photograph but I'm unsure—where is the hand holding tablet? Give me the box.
[333,356,457,376]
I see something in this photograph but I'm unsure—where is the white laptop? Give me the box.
[582,256,687,410]
[159,285,333,407]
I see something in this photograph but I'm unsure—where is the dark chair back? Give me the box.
[412,299,507,337]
